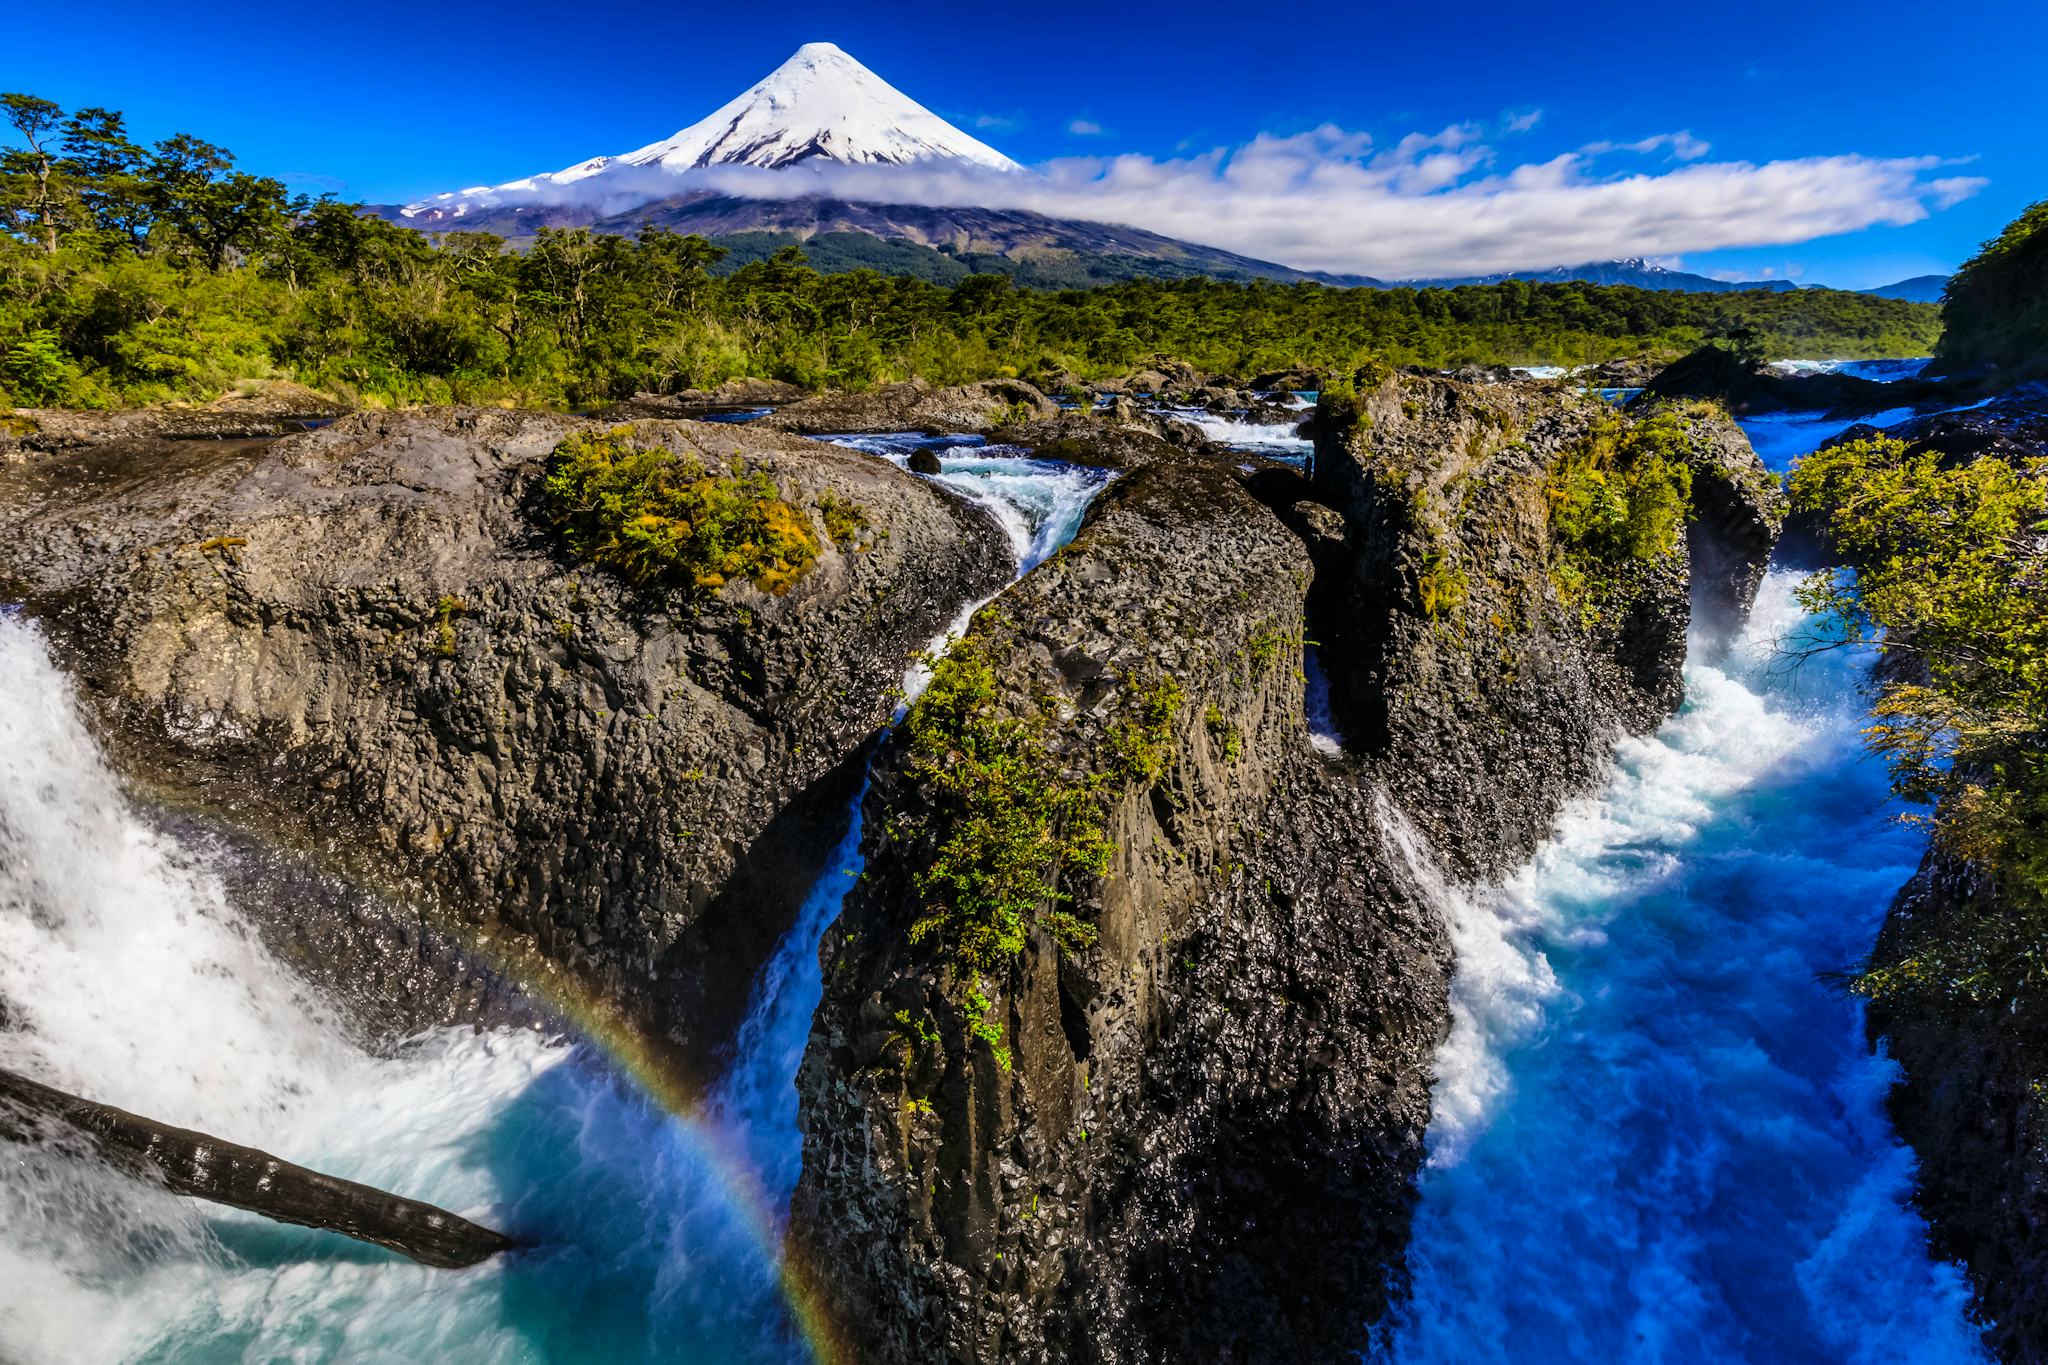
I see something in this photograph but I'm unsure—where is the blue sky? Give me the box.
[5,0,2041,286]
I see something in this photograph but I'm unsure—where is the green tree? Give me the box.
[58,106,147,252]
[1,93,66,253]
[1790,436,2048,1005]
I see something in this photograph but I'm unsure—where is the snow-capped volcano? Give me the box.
[402,42,1016,219]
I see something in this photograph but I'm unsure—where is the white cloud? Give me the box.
[964,110,1026,133]
[1067,118,1106,137]
[1581,131,1711,161]
[1707,262,1805,282]
[1930,175,1989,209]
[1502,108,1544,135]
[425,121,1986,281]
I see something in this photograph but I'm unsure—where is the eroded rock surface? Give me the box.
[793,452,1454,1363]
[790,373,1782,1362]
[760,377,1059,435]
[1308,374,1779,877]
[1867,848,2048,1363]
[0,407,1010,1067]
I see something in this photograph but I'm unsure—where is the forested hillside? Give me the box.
[1936,198,2048,377]
[1,92,1940,409]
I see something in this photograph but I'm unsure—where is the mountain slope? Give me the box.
[1409,257,1798,293]
[401,43,1016,224]
[1861,274,1949,303]
[408,192,1376,284]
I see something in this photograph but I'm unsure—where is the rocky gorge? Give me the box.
[30,361,2030,1365]
[784,374,1782,1360]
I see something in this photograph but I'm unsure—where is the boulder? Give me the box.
[760,378,1058,435]
[709,376,806,405]
[0,408,1012,1073]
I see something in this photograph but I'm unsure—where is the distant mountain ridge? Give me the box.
[1860,274,1949,303]
[377,44,1941,300]
[1407,257,1798,293]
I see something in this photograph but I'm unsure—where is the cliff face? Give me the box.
[0,408,1010,1068]
[792,452,1453,1363]
[790,376,1783,1362]
[1306,377,1779,878]
[1869,849,2048,1363]
[1845,393,2048,1363]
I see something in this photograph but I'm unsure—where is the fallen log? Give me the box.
[0,1066,519,1268]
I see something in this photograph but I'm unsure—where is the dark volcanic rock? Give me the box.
[1310,374,1712,878]
[0,407,1010,1072]
[1447,362,1516,384]
[702,376,807,406]
[1863,386,2048,464]
[1867,848,2048,1363]
[1582,356,1663,388]
[792,451,1454,1363]
[790,381,1778,1361]
[988,414,1202,470]
[1643,343,1945,415]
[4,383,351,455]
[4,400,338,452]
[1249,368,1324,394]
[759,378,1058,435]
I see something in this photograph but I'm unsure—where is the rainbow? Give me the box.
[441,920,853,1365]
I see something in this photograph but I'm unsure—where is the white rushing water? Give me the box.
[1767,358,1933,382]
[0,442,1107,1364]
[1302,643,1347,757]
[1155,406,1314,463]
[1375,573,1988,1363]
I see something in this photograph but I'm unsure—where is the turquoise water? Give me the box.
[0,412,1991,1362]
[0,441,1104,1364]
[1376,572,1986,1362]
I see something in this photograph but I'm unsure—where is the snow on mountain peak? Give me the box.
[620,41,1019,174]
[401,43,1016,218]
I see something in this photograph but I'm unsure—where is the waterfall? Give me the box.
[710,435,1108,1209]
[1156,406,1314,463]
[0,442,1105,1363]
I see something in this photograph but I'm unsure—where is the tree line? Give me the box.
[1,91,1942,410]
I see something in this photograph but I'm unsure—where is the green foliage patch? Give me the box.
[815,489,869,546]
[1937,198,2048,377]
[542,427,819,595]
[900,637,1113,976]
[1107,674,1186,783]
[1548,411,1696,567]
[1790,436,2048,1008]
